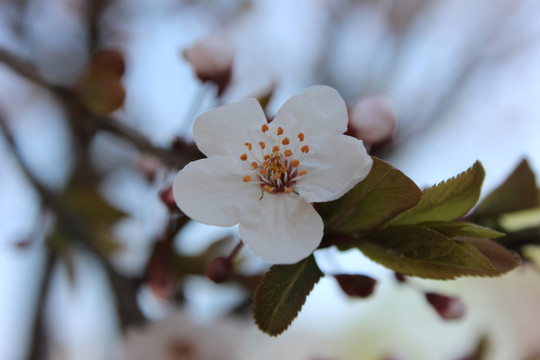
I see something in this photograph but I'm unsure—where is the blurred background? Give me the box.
[1,0,540,359]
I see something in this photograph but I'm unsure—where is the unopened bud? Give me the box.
[334,274,377,298]
[182,35,234,96]
[205,256,233,284]
[349,96,396,146]
[394,272,407,283]
[425,292,466,320]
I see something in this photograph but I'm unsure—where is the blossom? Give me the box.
[173,86,373,264]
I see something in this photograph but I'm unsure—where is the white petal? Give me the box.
[193,98,267,157]
[173,156,260,227]
[239,194,323,264]
[271,85,348,141]
[295,135,373,203]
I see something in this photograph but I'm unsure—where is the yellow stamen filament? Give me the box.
[272,146,280,153]
[251,162,258,169]
[259,142,266,150]
[244,142,252,151]
[284,149,293,157]
[240,153,248,161]
[298,133,304,142]
[264,185,272,193]
[261,124,269,133]
[301,145,310,153]
[284,188,293,194]
[299,170,307,177]
[277,127,284,136]
[291,160,300,167]
[243,175,252,182]
[282,137,290,145]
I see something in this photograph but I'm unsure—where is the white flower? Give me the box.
[173,86,373,264]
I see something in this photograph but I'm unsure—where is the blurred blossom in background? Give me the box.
[1,0,540,359]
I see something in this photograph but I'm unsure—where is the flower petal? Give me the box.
[271,85,348,141]
[295,135,373,203]
[239,194,323,264]
[193,98,267,157]
[173,155,260,227]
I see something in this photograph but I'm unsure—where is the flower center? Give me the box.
[240,124,309,194]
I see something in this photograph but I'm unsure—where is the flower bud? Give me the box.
[334,274,377,298]
[205,256,233,284]
[425,292,466,320]
[182,35,234,96]
[394,272,407,283]
[348,96,396,146]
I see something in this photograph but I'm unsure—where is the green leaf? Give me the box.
[252,255,323,336]
[318,157,422,235]
[389,161,485,225]
[357,225,507,280]
[423,222,505,239]
[474,159,538,218]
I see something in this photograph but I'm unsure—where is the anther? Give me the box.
[284,149,293,157]
[299,170,307,176]
[272,145,280,153]
[251,162,258,169]
[261,124,269,133]
[277,127,284,136]
[301,145,310,153]
[284,188,293,194]
[244,142,252,151]
[264,185,272,193]
[264,155,270,160]
[243,175,252,182]
[298,133,304,142]
[240,153,248,161]
[259,142,266,150]
[291,160,300,167]
[273,174,280,180]
[282,137,290,145]
[260,168,267,176]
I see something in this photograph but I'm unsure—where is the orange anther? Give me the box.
[240,153,248,161]
[261,124,269,133]
[244,142,252,151]
[281,137,290,145]
[301,145,309,153]
[284,188,293,194]
[299,170,307,176]
[264,185,272,193]
[273,174,280,180]
[260,168,267,176]
[298,133,304,142]
[284,149,293,157]
[264,154,270,160]
[277,127,284,136]
[243,175,252,182]
[251,162,258,169]
[291,160,300,167]
[272,145,280,153]
[259,141,266,150]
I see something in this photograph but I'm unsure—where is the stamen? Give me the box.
[240,153,248,161]
[272,145,280,153]
[277,127,284,136]
[291,160,300,167]
[244,142,252,151]
[260,168,267,176]
[264,185,272,193]
[251,162,258,169]
[261,124,269,133]
[273,174,280,180]
[259,141,266,150]
[301,145,310,153]
[243,175,252,182]
[299,170,307,177]
[282,137,290,145]
[284,149,293,157]
[298,133,304,142]
[264,154,270,160]
[284,188,293,194]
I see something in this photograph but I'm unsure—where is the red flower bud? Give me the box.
[334,274,377,298]
[425,292,466,320]
[205,256,233,284]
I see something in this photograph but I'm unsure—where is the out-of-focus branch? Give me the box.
[0,115,145,332]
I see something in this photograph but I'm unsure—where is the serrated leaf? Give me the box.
[252,255,323,336]
[389,161,485,225]
[357,225,504,280]
[474,159,537,218]
[319,157,422,235]
[423,222,505,239]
